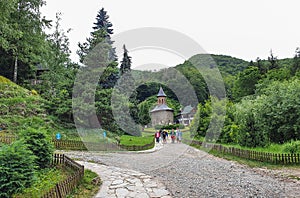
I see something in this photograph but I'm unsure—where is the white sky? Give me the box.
[41,0,300,69]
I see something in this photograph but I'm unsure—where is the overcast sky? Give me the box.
[41,0,300,69]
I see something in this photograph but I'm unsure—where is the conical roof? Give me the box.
[157,87,166,97]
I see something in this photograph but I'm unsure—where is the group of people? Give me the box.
[154,128,183,144]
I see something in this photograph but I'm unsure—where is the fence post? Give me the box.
[55,184,62,198]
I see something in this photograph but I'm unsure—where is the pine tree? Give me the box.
[78,7,117,63]
[292,47,300,75]
[120,45,132,75]
[93,8,114,35]
[77,7,118,89]
[114,45,141,135]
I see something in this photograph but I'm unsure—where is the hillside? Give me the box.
[0,76,53,134]
[185,54,249,75]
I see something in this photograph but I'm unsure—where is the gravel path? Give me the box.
[63,142,300,197]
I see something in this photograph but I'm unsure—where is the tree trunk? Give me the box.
[13,55,18,83]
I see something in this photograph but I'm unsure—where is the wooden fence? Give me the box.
[0,135,153,151]
[52,139,121,151]
[42,154,84,198]
[0,135,17,144]
[184,139,300,165]
[52,139,87,151]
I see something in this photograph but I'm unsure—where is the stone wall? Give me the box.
[151,110,174,126]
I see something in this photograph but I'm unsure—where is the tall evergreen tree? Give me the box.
[120,45,132,75]
[75,8,120,133]
[77,7,118,88]
[114,45,140,135]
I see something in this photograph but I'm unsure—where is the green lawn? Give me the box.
[120,135,154,146]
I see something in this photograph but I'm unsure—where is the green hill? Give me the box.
[0,76,53,134]
[187,54,249,75]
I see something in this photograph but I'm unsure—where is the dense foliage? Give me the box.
[20,129,54,169]
[0,141,36,198]
[190,50,300,149]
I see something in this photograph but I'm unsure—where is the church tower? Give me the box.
[150,87,174,126]
[157,87,167,105]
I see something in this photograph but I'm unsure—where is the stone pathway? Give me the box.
[78,161,171,198]
[64,139,300,197]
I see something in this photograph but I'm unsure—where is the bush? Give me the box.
[21,129,54,169]
[283,141,300,154]
[0,141,36,198]
[154,124,184,130]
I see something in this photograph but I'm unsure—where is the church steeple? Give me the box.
[157,87,167,105]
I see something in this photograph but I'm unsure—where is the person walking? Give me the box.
[170,129,176,143]
[155,131,160,143]
[176,127,182,143]
[162,130,167,143]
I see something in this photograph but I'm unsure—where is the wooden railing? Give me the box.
[52,139,87,150]
[183,139,300,165]
[0,135,17,144]
[42,154,84,198]
[52,139,121,151]
[0,134,154,151]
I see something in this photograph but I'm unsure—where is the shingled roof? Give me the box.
[157,87,167,97]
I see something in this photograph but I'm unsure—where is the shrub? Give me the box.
[0,141,36,198]
[21,129,54,169]
[154,124,184,130]
[31,89,38,95]
[283,141,300,154]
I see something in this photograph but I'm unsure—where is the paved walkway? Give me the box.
[78,161,171,198]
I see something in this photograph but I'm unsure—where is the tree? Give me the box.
[268,50,278,70]
[291,47,300,74]
[138,101,151,126]
[76,8,121,134]
[120,45,131,74]
[235,98,268,147]
[113,45,141,135]
[77,7,119,88]
[232,66,261,101]
[37,13,77,124]
[0,0,50,83]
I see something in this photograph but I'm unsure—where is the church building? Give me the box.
[150,87,174,126]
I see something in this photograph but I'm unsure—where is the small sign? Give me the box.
[56,133,61,140]
[103,131,107,138]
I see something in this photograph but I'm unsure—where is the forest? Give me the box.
[1,0,300,146]
[1,0,300,147]
[1,1,300,196]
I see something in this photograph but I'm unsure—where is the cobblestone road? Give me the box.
[64,142,300,197]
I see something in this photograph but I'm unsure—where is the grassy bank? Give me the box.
[119,135,153,146]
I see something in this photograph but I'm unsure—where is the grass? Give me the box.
[52,128,118,143]
[13,167,100,198]
[67,169,101,198]
[120,135,154,146]
[13,166,69,198]
[220,143,286,153]
[190,143,293,168]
